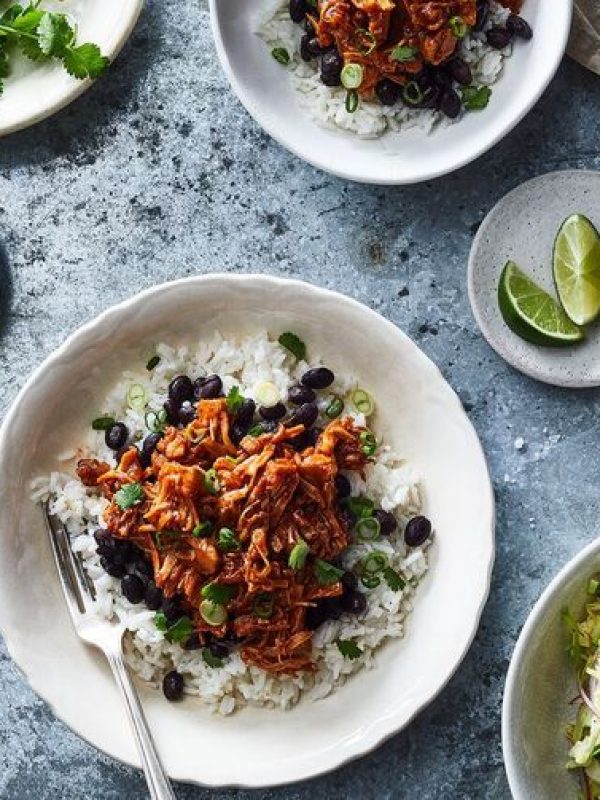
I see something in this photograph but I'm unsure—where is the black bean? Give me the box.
[105,423,128,451]
[323,597,342,620]
[341,590,367,615]
[288,384,316,405]
[94,529,113,547]
[230,423,247,446]
[289,0,307,23]
[486,26,512,49]
[209,641,229,660]
[300,34,321,61]
[405,515,432,547]
[337,504,356,529]
[301,367,335,390]
[112,546,130,566]
[162,596,184,625]
[178,403,196,425]
[235,398,256,429]
[287,402,319,428]
[130,557,153,582]
[163,670,184,701]
[183,633,202,651]
[474,0,489,31]
[448,58,472,86]
[305,602,328,630]
[341,571,358,591]
[144,582,163,611]
[432,67,452,88]
[334,473,351,499]
[163,399,180,425]
[100,557,126,579]
[506,14,533,40]
[194,374,223,400]
[221,631,243,647]
[121,574,145,604]
[320,50,343,86]
[168,375,194,405]
[141,432,162,468]
[259,402,286,421]
[440,88,461,119]
[375,78,401,106]
[96,543,114,558]
[374,509,398,537]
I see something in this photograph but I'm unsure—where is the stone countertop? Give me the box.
[0,3,599,798]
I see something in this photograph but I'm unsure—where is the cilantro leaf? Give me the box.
[193,521,213,538]
[153,612,194,643]
[390,45,418,62]
[335,638,363,660]
[37,12,74,58]
[226,385,244,414]
[383,566,406,592]
[288,539,310,570]
[460,85,492,111]
[62,42,109,80]
[202,647,225,668]
[314,558,344,586]
[217,527,240,553]
[154,611,168,632]
[114,481,144,509]
[345,495,375,519]
[92,415,115,431]
[201,582,236,604]
[278,332,306,360]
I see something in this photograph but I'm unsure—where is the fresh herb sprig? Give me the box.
[0,2,109,96]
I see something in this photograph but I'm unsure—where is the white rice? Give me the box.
[257,1,511,139]
[32,332,427,715]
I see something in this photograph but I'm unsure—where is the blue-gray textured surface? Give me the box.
[0,2,599,798]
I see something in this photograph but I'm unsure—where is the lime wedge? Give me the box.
[498,261,584,347]
[553,214,600,326]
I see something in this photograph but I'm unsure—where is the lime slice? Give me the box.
[498,261,584,347]
[553,214,600,326]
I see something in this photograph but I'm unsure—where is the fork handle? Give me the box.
[106,650,176,800]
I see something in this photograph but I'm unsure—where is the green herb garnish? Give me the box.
[193,521,213,538]
[145,408,168,433]
[390,45,418,62]
[200,600,227,626]
[247,423,264,437]
[460,85,492,111]
[204,467,220,495]
[146,355,160,371]
[383,566,406,592]
[202,647,225,668]
[278,332,306,360]
[154,612,194,643]
[271,46,290,65]
[226,385,244,414]
[288,539,310,570]
[314,558,344,586]
[345,495,375,519]
[114,482,144,510]
[354,517,381,542]
[325,395,344,420]
[201,582,236,604]
[335,638,363,660]
[360,430,377,457]
[345,89,359,114]
[92,415,115,431]
[217,527,240,552]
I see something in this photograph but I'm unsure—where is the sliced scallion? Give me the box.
[204,467,220,495]
[146,355,160,371]
[354,516,381,542]
[341,63,364,90]
[345,89,359,114]
[448,15,468,38]
[92,415,115,431]
[360,574,381,589]
[200,600,227,626]
[390,44,418,62]
[289,538,310,570]
[127,383,147,411]
[360,430,377,456]
[353,28,376,56]
[325,395,344,419]
[360,551,388,575]
[253,592,274,619]
[351,388,375,416]
[402,80,423,106]
[254,380,281,408]
[272,47,290,66]
[193,521,212,538]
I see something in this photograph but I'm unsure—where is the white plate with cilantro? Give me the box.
[0,0,143,136]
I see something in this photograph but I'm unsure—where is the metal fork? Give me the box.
[42,501,176,800]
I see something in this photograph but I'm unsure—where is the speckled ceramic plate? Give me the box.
[468,170,600,387]
[0,275,494,787]
[502,538,600,800]
[0,0,143,137]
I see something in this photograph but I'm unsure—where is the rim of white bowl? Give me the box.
[208,2,573,185]
[0,0,144,138]
[0,274,496,786]
[502,537,600,799]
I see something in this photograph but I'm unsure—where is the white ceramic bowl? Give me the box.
[209,0,572,185]
[503,539,600,800]
[0,0,143,137]
[0,275,494,787]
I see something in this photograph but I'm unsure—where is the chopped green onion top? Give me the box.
[253,592,274,619]
[355,516,381,542]
[247,423,264,437]
[254,380,281,408]
[360,551,388,575]
[390,44,418,62]
[336,638,363,659]
[200,600,228,626]
[193,521,213,538]
[314,558,344,586]
[92,415,115,431]
[217,527,240,552]
[202,647,225,668]
[341,62,364,90]
[351,388,375,416]
[289,538,310,570]
[278,331,306,360]
[201,582,236,604]
[226,385,244,413]
[360,573,381,589]
[271,46,290,65]
[325,395,344,420]
[460,84,491,111]
[154,612,194,643]
[588,577,600,597]
[383,566,405,592]
[127,383,147,411]
[402,80,423,106]
[360,430,377,457]
[114,481,144,510]
[345,89,359,114]
[146,355,160,371]
[353,28,376,56]
[345,495,375,519]
[204,467,220,495]
[448,15,468,38]
[145,408,168,433]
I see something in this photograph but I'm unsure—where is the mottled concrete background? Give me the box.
[0,2,599,798]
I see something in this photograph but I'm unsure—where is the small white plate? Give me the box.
[209,0,571,185]
[0,275,494,787]
[503,538,600,800]
[468,170,600,388]
[0,0,143,137]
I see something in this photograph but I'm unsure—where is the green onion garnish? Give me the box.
[200,600,227,626]
[201,582,236,604]
[360,551,388,575]
[402,80,423,106]
[289,538,310,570]
[202,647,225,668]
[354,516,381,542]
[351,388,375,416]
[360,430,377,457]
[360,574,381,589]
[92,415,115,431]
[193,521,212,538]
[448,15,468,38]
[145,408,168,433]
[154,612,194,643]
[390,44,418,62]
[146,355,160,371]
[345,495,375,519]
[114,481,144,510]
[325,395,344,419]
[217,527,240,552]
[127,383,147,411]
[248,423,264,437]
[204,467,220,495]
[272,47,290,66]
[341,62,364,90]
[278,332,306,360]
[353,28,376,56]
[253,592,274,619]
[588,577,600,596]
[345,89,359,114]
